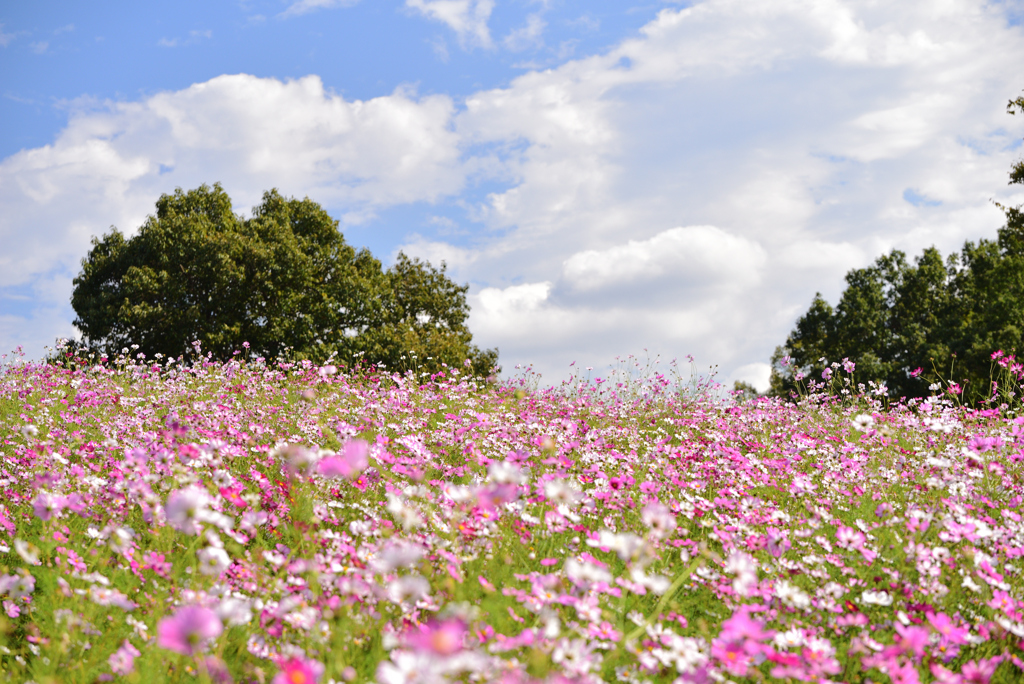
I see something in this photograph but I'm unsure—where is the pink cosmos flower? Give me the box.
[927,612,970,646]
[156,605,223,655]
[108,639,140,676]
[835,526,866,550]
[32,492,65,521]
[317,439,369,479]
[961,655,1003,684]
[404,618,466,656]
[886,622,929,659]
[272,657,323,684]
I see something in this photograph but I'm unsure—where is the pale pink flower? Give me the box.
[317,439,369,479]
[156,605,223,655]
[108,639,140,676]
[405,618,466,656]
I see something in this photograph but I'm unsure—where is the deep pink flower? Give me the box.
[961,656,1003,684]
[927,612,970,646]
[711,638,751,676]
[719,608,772,643]
[886,622,930,659]
[156,605,223,655]
[272,657,323,684]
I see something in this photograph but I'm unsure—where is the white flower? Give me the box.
[488,460,526,485]
[197,546,232,576]
[860,590,893,606]
[164,487,209,535]
[543,479,580,505]
[773,628,806,649]
[724,551,759,597]
[386,495,424,530]
[14,539,40,566]
[586,531,645,562]
[217,596,253,626]
[776,580,811,609]
[851,414,875,431]
[641,502,677,540]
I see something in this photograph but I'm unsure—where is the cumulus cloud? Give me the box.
[560,226,766,297]
[434,0,1024,383]
[405,0,495,48]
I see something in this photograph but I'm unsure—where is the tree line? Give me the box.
[767,93,1024,403]
[71,184,498,377]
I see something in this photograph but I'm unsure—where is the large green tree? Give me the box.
[72,184,498,376]
[771,93,1024,402]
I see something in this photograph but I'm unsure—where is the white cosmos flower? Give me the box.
[197,546,232,576]
[776,580,811,609]
[851,414,875,431]
[14,539,41,566]
[861,590,893,606]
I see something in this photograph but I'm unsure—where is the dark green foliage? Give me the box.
[71,184,498,376]
[771,92,1024,402]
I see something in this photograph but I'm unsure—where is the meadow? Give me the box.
[1,345,1023,683]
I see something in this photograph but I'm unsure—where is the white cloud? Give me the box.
[443,0,1024,382]
[561,226,766,295]
[504,13,546,52]
[30,41,48,54]
[0,24,13,47]
[158,29,212,48]
[729,363,772,393]
[279,0,361,18]
[405,0,495,48]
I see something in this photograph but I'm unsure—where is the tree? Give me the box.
[770,92,1024,402]
[72,184,498,376]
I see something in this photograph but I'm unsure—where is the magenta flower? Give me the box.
[272,657,323,684]
[927,612,970,646]
[835,526,866,550]
[961,655,1003,684]
[719,608,772,643]
[156,605,223,655]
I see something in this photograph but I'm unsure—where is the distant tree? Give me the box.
[71,184,498,376]
[731,380,762,402]
[770,92,1024,402]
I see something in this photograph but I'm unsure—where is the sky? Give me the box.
[2,0,1023,389]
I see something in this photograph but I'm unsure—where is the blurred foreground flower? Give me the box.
[157,605,224,655]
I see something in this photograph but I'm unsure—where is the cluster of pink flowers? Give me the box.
[0,347,1023,682]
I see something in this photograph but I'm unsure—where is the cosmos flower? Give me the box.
[156,605,223,655]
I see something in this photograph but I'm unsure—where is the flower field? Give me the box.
[1,350,1024,683]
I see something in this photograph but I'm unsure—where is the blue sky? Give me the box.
[2,0,1024,388]
[1,2,658,157]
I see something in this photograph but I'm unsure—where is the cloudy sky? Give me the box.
[2,0,1023,388]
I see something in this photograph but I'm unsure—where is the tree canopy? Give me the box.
[770,93,1024,402]
[71,184,498,377]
